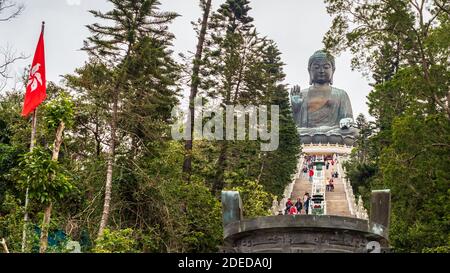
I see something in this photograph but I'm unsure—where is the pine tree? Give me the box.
[257,43,300,197]
[203,0,259,195]
[183,0,213,182]
[82,0,178,237]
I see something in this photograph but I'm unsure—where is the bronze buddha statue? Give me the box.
[291,50,358,145]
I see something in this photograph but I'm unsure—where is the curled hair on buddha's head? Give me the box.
[308,50,336,85]
[308,50,335,71]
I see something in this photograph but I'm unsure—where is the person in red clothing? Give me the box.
[289,205,298,215]
[285,198,293,214]
[308,168,314,183]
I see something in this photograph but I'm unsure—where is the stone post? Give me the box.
[369,190,391,239]
[221,191,243,227]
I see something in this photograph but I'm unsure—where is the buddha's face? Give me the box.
[309,59,334,85]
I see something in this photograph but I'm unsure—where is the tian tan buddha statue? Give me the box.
[291,50,358,145]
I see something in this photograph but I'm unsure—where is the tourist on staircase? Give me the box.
[328,178,334,191]
[303,193,311,215]
[289,204,298,215]
[285,198,293,214]
[295,197,303,214]
[308,168,314,183]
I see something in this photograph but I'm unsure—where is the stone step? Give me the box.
[327,210,351,213]
[290,166,353,218]
[327,199,347,202]
[327,204,348,208]
[326,195,347,198]
[326,199,347,202]
[328,190,345,193]
[328,207,349,211]
[290,177,312,200]
[326,192,346,196]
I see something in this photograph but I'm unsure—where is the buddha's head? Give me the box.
[308,50,335,85]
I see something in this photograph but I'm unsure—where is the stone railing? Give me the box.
[303,143,351,148]
[355,196,369,220]
[272,154,303,215]
[311,168,326,215]
[302,143,353,155]
[338,158,368,220]
[221,190,391,253]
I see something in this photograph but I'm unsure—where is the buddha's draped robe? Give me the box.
[292,87,353,130]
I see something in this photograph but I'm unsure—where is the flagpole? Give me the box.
[21,21,45,253]
[21,109,37,252]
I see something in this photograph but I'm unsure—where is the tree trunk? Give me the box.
[183,0,213,183]
[95,116,101,158]
[98,93,118,237]
[1,238,9,253]
[52,122,65,161]
[97,43,132,238]
[257,155,265,184]
[212,141,227,196]
[39,121,65,253]
[21,109,38,252]
[39,202,53,253]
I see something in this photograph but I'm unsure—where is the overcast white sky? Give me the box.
[0,0,373,118]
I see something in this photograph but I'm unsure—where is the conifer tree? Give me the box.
[82,0,178,237]
[183,0,213,182]
[203,0,259,195]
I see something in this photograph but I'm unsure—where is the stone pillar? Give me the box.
[369,190,391,239]
[221,191,243,227]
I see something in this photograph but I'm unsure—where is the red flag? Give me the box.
[22,24,46,117]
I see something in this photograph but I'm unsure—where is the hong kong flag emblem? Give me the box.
[22,24,46,117]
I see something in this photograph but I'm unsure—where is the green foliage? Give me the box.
[230,180,274,218]
[377,113,450,252]
[344,160,377,201]
[259,79,300,197]
[422,245,450,253]
[0,0,302,253]
[82,140,223,253]
[93,228,137,253]
[0,143,23,204]
[0,193,25,252]
[177,182,223,252]
[84,0,179,60]
[43,92,75,130]
[324,0,450,253]
[17,147,74,205]
[342,114,378,205]
[139,142,222,253]
[202,2,300,203]
[0,90,29,147]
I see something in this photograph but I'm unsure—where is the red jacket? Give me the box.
[289,206,298,215]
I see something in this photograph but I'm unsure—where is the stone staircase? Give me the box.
[324,166,352,217]
[290,175,311,202]
[289,163,352,217]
